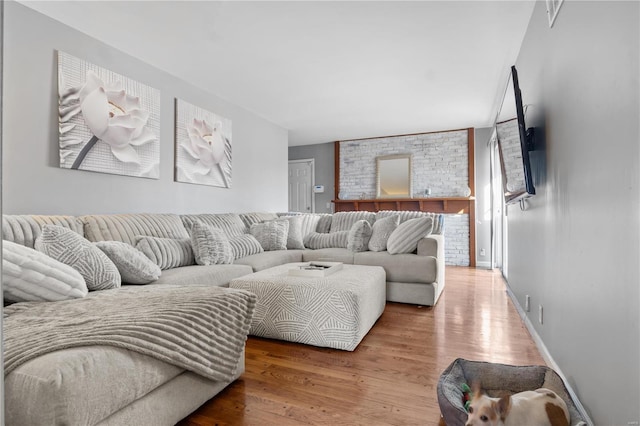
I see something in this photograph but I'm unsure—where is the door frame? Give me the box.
[288,158,315,213]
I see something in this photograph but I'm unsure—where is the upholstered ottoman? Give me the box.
[229,263,386,351]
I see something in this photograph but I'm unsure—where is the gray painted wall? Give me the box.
[509,2,639,423]
[288,142,334,213]
[474,127,493,268]
[3,3,288,216]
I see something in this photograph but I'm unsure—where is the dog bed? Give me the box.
[437,358,587,426]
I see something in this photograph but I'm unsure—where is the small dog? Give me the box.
[465,384,570,426]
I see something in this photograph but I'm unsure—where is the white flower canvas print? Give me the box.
[175,99,232,188]
[58,51,160,178]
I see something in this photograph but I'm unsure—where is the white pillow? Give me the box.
[95,241,162,284]
[228,234,263,259]
[35,225,121,291]
[386,216,434,254]
[3,240,88,302]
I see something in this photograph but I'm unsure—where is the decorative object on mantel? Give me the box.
[57,51,160,179]
[175,99,232,188]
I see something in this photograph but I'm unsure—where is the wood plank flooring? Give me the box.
[178,266,544,425]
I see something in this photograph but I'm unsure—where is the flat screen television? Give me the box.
[495,65,535,204]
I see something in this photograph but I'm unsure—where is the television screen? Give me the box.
[495,66,535,204]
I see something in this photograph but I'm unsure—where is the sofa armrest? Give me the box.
[417,234,443,258]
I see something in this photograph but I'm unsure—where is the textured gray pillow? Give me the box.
[135,236,195,270]
[368,214,400,252]
[386,216,434,254]
[347,220,373,252]
[188,222,233,266]
[35,225,121,291]
[229,234,264,259]
[316,214,333,233]
[94,241,161,284]
[250,220,289,251]
[279,216,305,249]
[303,231,349,249]
[3,240,88,302]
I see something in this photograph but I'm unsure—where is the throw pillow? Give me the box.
[368,214,400,252]
[250,220,289,251]
[94,241,162,284]
[347,220,373,252]
[188,222,234,266]
[386,216,434,255]
[303,231,349,249]
[316,214,333,233]
[135,236,195,270]
[279,216,305,249]
[35,225,121,291]
[228,234,263,259]
[3,240,88,302]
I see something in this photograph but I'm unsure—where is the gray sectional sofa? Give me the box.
[2,210,445,425]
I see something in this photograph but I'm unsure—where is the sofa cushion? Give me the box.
[229,234,264,259]
[189,222,234,266]
[80,214,189,245]
[5,346,183,426]
[35,225,121,291]
[329,211,376,233]
[2,240,88,302]
[376,210,444,235]
[94,241,161,284]
[347,220,373,252]
[250,220,289,251]
[234,250,304,272]
[368,214,399,252]
[239,212,279,228]
[3,215,83,249]
[149,264,253,286]
[302,248,355,264]
[354,251,437,283]
[387,216,434,254]
[180,214,247,238]
[303,231,349,249]
[135,236,195,270]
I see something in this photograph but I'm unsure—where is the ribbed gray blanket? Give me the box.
[4,285,256,382]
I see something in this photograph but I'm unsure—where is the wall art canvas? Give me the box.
[175,99,232,188]
[57,51,160,178]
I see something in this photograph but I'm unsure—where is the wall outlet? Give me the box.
[480,248,486,256]
[525,295,530,312]
[326,202,330,209]
[538,305,544,324]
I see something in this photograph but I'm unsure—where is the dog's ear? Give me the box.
[496,395,512,421]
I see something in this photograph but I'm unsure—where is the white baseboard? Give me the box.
[475,261,491,269]
[504,285,594,426]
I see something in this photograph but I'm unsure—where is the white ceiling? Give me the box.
[19,1,535,146]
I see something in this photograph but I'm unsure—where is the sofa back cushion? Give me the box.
[181,213,247,239]
[79,214,189,245]
[3,215,83,248]
[376,210,444,235]
[329,211,375,233]
[239,212,279,228]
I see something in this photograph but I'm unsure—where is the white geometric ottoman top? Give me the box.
[229,263,386,351]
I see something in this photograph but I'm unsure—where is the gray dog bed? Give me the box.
[437,358,587,426]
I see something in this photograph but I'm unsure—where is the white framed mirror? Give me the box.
[376,154,412,198]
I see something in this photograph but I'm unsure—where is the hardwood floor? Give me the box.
[178,266,544,426]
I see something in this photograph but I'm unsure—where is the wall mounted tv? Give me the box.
[495,65,535,205]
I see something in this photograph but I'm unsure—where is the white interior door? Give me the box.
[288,159,315,213]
